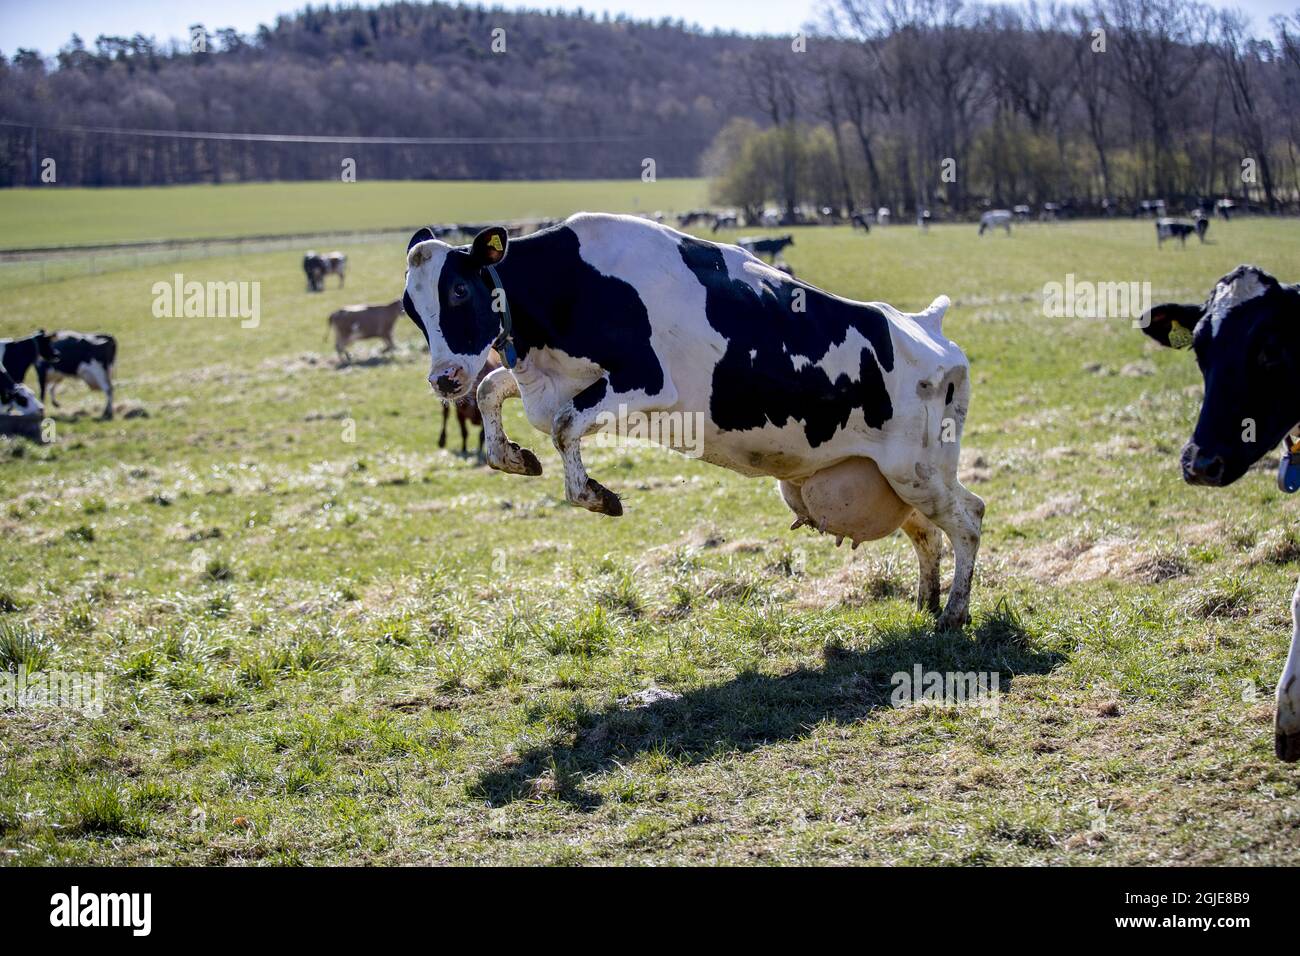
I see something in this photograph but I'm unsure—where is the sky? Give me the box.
[2,0,1296,56]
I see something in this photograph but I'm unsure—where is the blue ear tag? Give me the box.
[503,340,517,369]
[1280,439,1300,494]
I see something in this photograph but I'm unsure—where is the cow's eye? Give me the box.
[449,282,469,304]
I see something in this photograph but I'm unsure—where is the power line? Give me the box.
[0,119,706,146]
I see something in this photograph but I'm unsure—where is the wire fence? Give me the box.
[0,229,412,291]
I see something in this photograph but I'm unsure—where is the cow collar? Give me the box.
[483,264,517,369]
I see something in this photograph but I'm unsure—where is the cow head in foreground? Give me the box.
[1142,264,1300,762]
[404,226,509,401]
[1141,265,1299,487]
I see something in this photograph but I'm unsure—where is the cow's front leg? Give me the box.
[477,366,542,477]
[551,378,623,517]
[1275,577,1300,762]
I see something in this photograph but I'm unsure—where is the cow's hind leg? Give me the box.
[1276,577,1300,762]
[478,367,542,477]
[550,377,625,516]
[896,477,983,632]
[80,361,113,419]
[437,402,449,449]
[550,377,677,517]
[901,510,943,614]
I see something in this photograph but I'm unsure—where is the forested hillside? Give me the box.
[0,3,772,186]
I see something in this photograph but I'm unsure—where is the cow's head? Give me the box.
[404,225,509,401]
[1141,265,1299,487]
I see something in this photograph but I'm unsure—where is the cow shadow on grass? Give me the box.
[471,604,1065,808]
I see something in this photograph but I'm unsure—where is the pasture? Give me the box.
[0,179,709,249]
[2,201,1299,865]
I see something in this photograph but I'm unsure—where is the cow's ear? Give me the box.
[469,227,509,267]
[407,227,434,252]
[1140,303,1201,349]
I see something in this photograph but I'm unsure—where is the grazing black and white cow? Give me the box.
[0,330,55,386]
[850,213,871,232]
[404,213,984,630]
[1140,264,1300,761]
[738,235,794,261]
[39,331,117,420]
[711,213,739,233]
[304,252,327,292]
[0,367,42,416]
[322,251,347,287]
[1156,217,1209,248]
[978,210,1012,236]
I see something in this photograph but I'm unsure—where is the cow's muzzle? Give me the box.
[1181,442,1226,487]
[430,364,470,400]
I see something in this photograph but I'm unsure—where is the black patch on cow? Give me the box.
[677,236,894,447]
[402,291,429,343]
[41,332,115,376]
[946,382,955,405]
[574,376,608,413]
[0,334,44,384]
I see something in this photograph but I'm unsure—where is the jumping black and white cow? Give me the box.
[38,331,117,420]
[978,210,1012,236]
[0,367,42,416]
[738,235,794,261]
[404,214,984,630]
[1156,217,1209,247]
[0,330,54,386]
[1140,264,1300,761]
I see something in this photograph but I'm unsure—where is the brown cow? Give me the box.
[439,350,503,460]
[328,299,402,364]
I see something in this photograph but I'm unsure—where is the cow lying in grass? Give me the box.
[404,214,984,630]
[0,367,42,416]
[1140,264,1300,761]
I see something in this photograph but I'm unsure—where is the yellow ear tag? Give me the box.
[1168,325,1193,349]
[487,234,503,252]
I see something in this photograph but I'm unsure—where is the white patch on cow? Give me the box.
[1207,269,1268,337]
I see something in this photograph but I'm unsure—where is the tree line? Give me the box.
[0,2,772,187]
[709,0,1300,219]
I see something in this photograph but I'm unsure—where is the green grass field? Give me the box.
[2,198,1300,864]
[0,179,708,249]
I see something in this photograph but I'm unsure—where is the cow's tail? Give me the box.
[912,295,950,334]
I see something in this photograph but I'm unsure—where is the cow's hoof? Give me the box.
[518,446,543,477]
[490,442,543,477]
[1276,729,1300,763]
[579,478,623,517]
